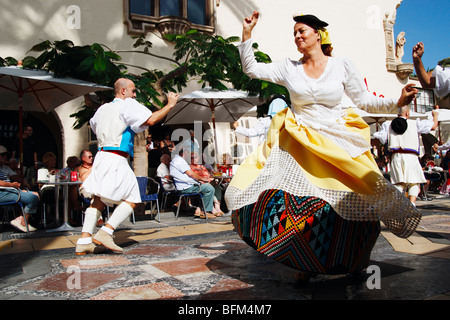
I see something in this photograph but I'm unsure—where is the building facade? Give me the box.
[0,0,421,168]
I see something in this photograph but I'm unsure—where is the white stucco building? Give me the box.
[1,0,433,168]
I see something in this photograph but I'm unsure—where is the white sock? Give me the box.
[101,226,114,235]
[77,237,92,245]
[81,207,101,235]
[106,202,134,230]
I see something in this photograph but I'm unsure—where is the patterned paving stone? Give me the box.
[60,256,132,270]
[151,257,232,276]
[90,281,185,300]
[125,244,184,256]
[21,272,124,293]
[201,278,254,300]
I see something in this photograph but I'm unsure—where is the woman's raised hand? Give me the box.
[242,11,259,41]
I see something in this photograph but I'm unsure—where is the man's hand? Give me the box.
[11,181,20,189]
[412,42,425,61]
[145,92,180,126]
[166,92,179,109]
[398,83,418,107]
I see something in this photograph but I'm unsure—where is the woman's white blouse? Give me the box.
[239,39,399,157]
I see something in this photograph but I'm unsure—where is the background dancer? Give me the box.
[374,107,439,205]
[75,78,179,255]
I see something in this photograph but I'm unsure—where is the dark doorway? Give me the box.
[0,110,61,167]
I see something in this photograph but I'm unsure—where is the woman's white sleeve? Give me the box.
[238,39,287,85]
[343,58,398,114]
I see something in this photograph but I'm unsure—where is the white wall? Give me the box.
[1,0,413,162]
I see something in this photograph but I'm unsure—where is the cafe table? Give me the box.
[38,180,83,233]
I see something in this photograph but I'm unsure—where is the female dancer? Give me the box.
[225,12,422,276]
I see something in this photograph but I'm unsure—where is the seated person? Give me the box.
[0,146,32,189]
[217,153,234,176]
[190,151,224,216]
[156,153,176,191]
[39,151,59,193]
[38,152,61,225]
[70,150,94,211]
[0,147,39,232]
[420,154,441,199]
[41,152,59,176]
[70,150,103,226]
[59,156,80,180]
[76,150,94,183]
[169,147,216,219]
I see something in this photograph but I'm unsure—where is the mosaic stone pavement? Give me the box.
[0,239,313,300]
[1,198,450,301]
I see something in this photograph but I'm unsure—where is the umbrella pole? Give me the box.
[210,105,220,167]
[18,84,24,180]
[19,103,23,179]
[438,122,442,143]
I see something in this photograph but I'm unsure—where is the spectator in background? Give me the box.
[157,153,175,191]
[170,147,216,219]
[76,150,94,183]
[60,156,80,180]
[39,152,60,224]
[11,125,37,186]
[68,150,92,210]
[41,152,59,176]
[190,151,224,216]
[160,132,175,154]
[0,145,39,232]
[148,133,162,178]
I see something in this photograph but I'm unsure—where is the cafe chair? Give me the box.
[136,176,160,222]
[171,177,207,222]
[154,176,179,212]
[422,170,442,201]
[0,187,30,233]
[39,184,58,228]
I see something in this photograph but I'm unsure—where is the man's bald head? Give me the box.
[114,78,136,99]
[398,106,410,118]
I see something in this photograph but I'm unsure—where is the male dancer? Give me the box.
[374,106,438,205]
[75,78,179,255]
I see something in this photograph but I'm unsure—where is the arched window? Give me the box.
[125,0,214,35]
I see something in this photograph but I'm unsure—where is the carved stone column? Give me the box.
[383,12,397,72]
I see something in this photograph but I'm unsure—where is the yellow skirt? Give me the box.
[225,107,421,238]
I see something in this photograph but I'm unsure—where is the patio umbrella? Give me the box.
[0,66,111,176]
[163,87,263,163]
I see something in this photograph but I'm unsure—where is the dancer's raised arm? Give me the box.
[242,11,259,42]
